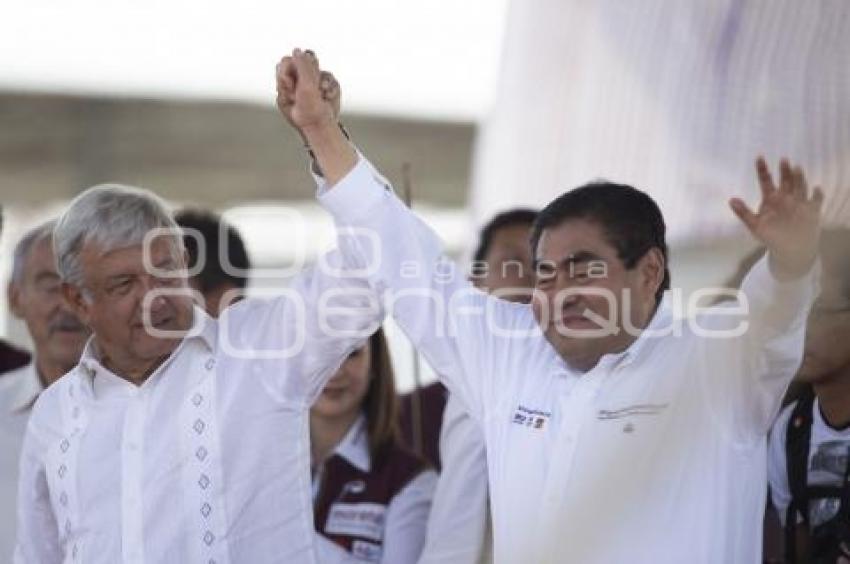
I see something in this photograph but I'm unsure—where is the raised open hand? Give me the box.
[730,157,824,279]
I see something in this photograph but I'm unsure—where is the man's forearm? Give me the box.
[301,121,358,187]
[742,254,818,340]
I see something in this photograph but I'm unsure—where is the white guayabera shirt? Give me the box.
[15,253,382,564]
[315,155,819,564]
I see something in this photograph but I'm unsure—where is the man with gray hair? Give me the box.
[1,219,88,562]
[15,183,382,563]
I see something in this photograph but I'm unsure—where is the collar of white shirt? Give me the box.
[74,305,217,398]
[2,361,42,414]
[333,414,371,473]
[618,295,674,365]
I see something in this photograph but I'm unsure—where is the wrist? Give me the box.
[302,122,350,176]
[768,251,816,281]
[300,119,342,146]
[300,120,357,186]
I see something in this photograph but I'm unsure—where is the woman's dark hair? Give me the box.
[362,328,400,459]
[530,181,671,303]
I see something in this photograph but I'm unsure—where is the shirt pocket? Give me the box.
[588,400,681,475]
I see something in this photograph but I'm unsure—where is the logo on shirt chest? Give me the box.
[325,502,387,542]
[511,404,552,431]
[596,403,669,434]
[596,403,669,420]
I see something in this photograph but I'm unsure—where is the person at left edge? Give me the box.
[1,219,89,562]
[0,207,31,374]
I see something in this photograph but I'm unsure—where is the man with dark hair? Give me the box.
[767,228,850,564]
[530,182,670,304]
[279,50,823,563]
[473,208,538,262]
[528,181,672,370]
[470,208,538,300]
[174,209,251,317]
[0,207,31,374]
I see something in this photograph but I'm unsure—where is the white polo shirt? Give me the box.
[0,362,41,563]
[316,155,818,564]
[15,256,382,564]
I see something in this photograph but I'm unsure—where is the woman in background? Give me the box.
[311,328,437,563]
